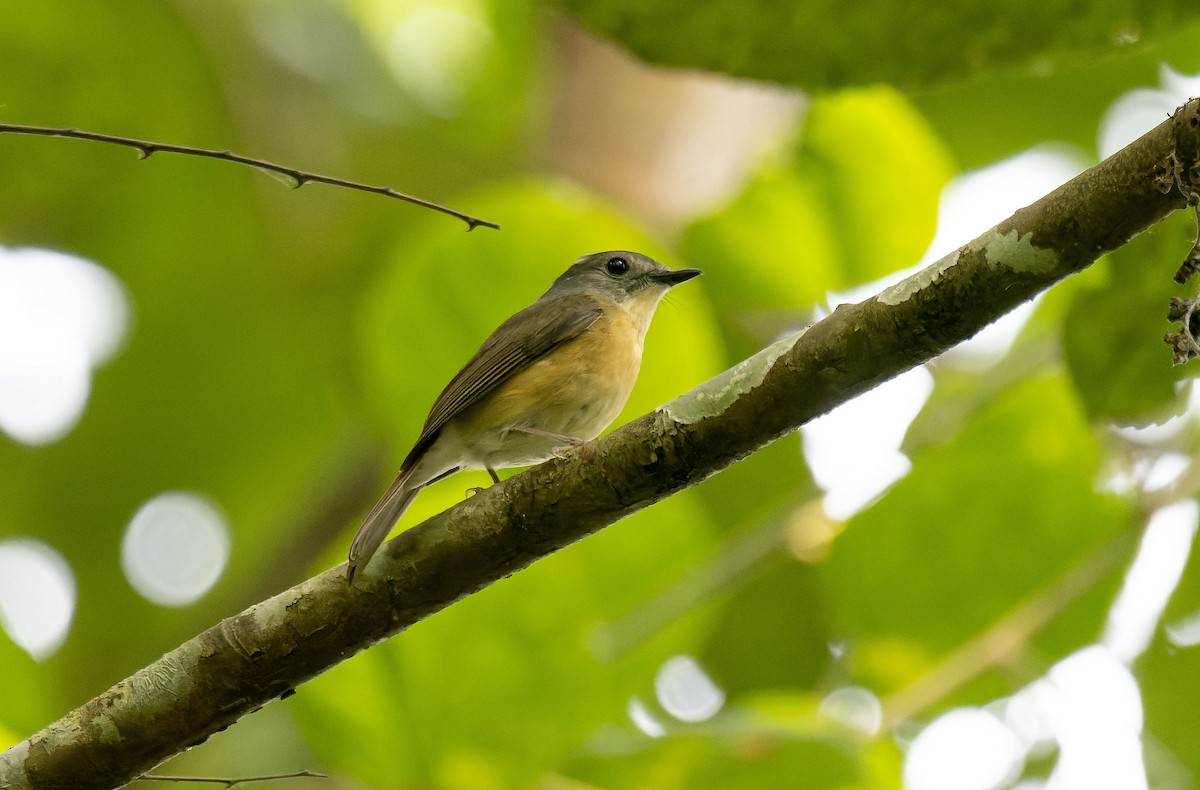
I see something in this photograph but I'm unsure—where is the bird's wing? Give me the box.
[400,292,604,469]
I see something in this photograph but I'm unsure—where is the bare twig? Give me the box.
[136,769,325,787]
[0,123,499,231]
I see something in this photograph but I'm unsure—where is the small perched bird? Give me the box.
[346,251,702,583]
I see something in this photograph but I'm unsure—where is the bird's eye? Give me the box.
[605,257,629,276]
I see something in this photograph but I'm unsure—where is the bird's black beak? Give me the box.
[649,267,703,287]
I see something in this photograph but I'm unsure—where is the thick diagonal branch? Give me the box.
[3,99,1198,790]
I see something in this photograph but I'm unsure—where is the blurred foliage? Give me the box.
[831,373,1129,664]
[682,86,954,357]
[1063,213,1197,423]
[558,0,1200,95]
[1,1,1200,789]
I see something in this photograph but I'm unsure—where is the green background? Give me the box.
[2,0,1200,787]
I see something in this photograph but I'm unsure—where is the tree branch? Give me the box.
[0,123,500,231]
[2,98,1197,789]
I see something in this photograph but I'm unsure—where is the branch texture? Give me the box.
[3,99,1198,789]
[0,123,500,231]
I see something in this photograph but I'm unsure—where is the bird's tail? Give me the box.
[347,468,421,584]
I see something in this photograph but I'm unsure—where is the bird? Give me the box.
[346,251,702,583]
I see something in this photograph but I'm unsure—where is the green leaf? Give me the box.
[800,89,955,284]
[825,373,1132,692]
[682,87,953,357]
[0,638,54,737]
[1139,635,1200,781]
[915,21,1200,168]
[1062,212,1195,423]
[700,556,833,695]
[563,729,868,790]
[555,0,1200,94]
[1143,534,1200,778]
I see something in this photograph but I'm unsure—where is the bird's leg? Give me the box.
[513,426,586,445]
[466,466,502,497]
[513,427,590,459]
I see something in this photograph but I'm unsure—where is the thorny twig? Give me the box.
[136,768,326,787]
[0,123,499,231]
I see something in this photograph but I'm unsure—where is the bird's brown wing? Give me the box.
[401,292,604,469]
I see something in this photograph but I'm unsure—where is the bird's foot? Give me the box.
[513,426,588,458]
[550,443,584,459]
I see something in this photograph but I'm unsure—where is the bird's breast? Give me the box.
[453,305,646,466]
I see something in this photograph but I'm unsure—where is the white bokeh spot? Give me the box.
[654,654,725,723]
[1029,646,1147,790]
[1098,64,1200,159]
[0,539,76,660]
[122,491,230,607]
[803,366,933,520]
[0,246,129,445]
[904,707,1025,790]
[627,696,666,738]
[1103,500,1197,663]
[819,685,883,736]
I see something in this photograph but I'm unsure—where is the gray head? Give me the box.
[544,251,702,301]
